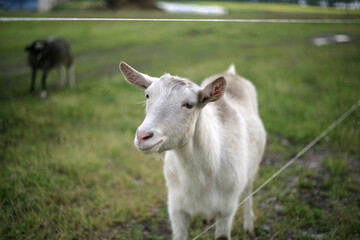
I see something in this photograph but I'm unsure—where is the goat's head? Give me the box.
[119,62,226,154]
[25,39,48,63]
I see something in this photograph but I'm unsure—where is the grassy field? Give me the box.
[1,2,360,239]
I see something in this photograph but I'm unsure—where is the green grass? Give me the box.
[1,2,360,239]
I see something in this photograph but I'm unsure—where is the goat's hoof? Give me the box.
[243,220,254,233]
[202,219,208,225]
[202,218,214,226]
[40,90,47,99]
[215,236,229,240]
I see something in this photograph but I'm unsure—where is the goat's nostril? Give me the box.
[137,130,154,142]
[143,132,153,140]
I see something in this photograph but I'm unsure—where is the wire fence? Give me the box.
[1,17,360,23]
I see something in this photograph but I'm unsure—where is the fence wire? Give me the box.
[1,17,360,23]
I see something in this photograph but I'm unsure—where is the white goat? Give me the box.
[119,62,266,240]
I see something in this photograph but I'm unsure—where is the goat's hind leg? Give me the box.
[59,66,66,88]
[68,64,76,88]
[243,177,256,233]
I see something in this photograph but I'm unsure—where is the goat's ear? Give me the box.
[119,62,152,90]
[200,77,227,105]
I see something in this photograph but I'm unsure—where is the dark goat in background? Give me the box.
[25,38,75,98]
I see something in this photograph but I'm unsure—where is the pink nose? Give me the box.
[137,130,154,143]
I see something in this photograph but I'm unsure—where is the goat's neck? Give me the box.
[174,108,220,176]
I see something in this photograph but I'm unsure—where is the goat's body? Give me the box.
[119,62,266,239]
[164,70,266,239]
[26,38,75,98]
[27,38,73,70]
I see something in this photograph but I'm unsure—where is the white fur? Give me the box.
[68,65,76,88]
[119,62,266,240]
[60,65,66,88]
[60,64,75,89]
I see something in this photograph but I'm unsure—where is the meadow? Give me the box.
[0,1,360,239]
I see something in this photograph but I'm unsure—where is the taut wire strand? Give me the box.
[1,17,360,23]
[193,100,360,240]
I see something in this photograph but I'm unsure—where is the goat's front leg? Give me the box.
[40,69,48,99]
[169,208,190,240]
[243,177,256,233]
[30,67,36,93]
[215,211,236,240]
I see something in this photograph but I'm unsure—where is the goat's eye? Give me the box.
[145,94,149,99]
[182,103,194,109]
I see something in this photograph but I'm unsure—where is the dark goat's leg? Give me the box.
[30,68,36,92]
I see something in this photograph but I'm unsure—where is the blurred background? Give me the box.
[0,1,359,239]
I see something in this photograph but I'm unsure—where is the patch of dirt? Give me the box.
[0,63,28,76]
[101,218,171,240]
[298,148,330,170]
